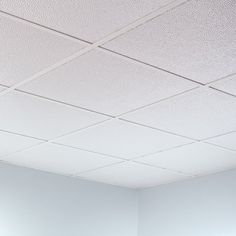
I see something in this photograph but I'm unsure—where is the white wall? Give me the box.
[138,169,236,236]
[0,162,138,236]
[1,162,235,236]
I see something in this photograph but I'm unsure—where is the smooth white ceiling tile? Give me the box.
[20,49,198,116]
[79,161,190,188]
[105,0,236,84]
[211,74,236,96]
[137,143,236,176]
[206,132,236,151]
[0,131,41,157]
[3,143,119,176]
[56,119,192,159]
[0,91,107,140]
[122,88,236,140]
[1,0,174,42]
[0,15,85,86]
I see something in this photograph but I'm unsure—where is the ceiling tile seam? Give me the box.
[15,89,115,118]
[72,161,126,176]
[131,160,196,177]
[17,84,200,119]
[0,10,92,45]
[201,141,236,153]
[130,141,198,160]
[0,5,204,89]
[0,0,190,97]
[209,86,236,99]
[2,1,234,92]
[98,47,204,86]
[73,158,196,178]
[1,89,235,160]
[52,142,129,161]
[0,6,203,89]
[0,141,45,160]
[0,139,127,165]
[116,87,200,117]
[119,118,198,141]
[0,128,46,142]
[201,130,236,141]
[204,72,236,86]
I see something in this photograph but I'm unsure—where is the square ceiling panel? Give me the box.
[79,161,190,188]
[0,131,41,157]
[122,88,236,140]
[56,119,192,159]
[206,132,236,151]
[0,15,85,87]
[105,0,236,84]
[3,143,120,176]
[20,49,198,116]
[137,142,236,176]
[211,74,236,96]
[0,0,175,42]
[0,91,107,140]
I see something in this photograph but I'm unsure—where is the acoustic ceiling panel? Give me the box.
[0,131,41,157]
[137,142,236,175]
[0,15,85,87]
[105,0,236,84]
[0,0,175,42]
[206,132,236,151]
[20,49,198,116]
[211,74,236,96]
[0,91,107,140]
[79,161,190,189]
[56,119,192,159]
[3,143,120,176]
[122,88,236,140]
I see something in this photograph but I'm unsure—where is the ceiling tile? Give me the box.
[206,132,236,151]
[122,88,236,140]
[1,0,174,42]
[0,91,107,140]
[3,143,119,176]
[79,161,190,188]
[20,49,198,116]
[0,15,85,86]
[56,119,192,159]
[137,142,236,176]
[211,74,236,96]
[105,0,236,84]
[0,131,41,157]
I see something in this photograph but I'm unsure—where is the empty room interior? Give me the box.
[0,0,236,235]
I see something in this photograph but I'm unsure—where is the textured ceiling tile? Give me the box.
[206,132,236,151]
[137,142,236,175]
[79,161,190,188]
[105,0,236,84]
[3,143,119,175]
[0,131,41,157]
[56,119,192,159]
[0,0,174,42]
[211,74,236,96]
[122,88,236,140]
[20,49,198,116]
[0,91,107,140]
[0,15,85,86]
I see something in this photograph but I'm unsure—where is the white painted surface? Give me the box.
[138,169,236,236]
[0,162,138,236]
